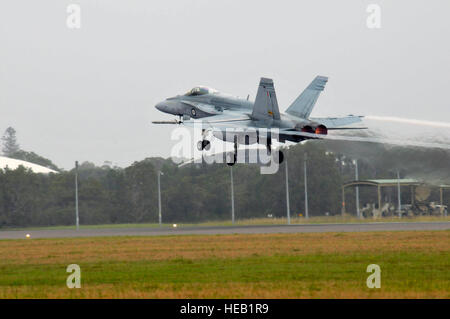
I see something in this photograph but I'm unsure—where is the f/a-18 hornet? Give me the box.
[153,76,365,164]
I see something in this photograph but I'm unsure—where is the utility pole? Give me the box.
[158,171,164,226]
[355,159,360,218]
[304,153,309,219]
[397,169,402,218]
[230,166,235,224]
[75,161,79,231]
[285,159,291,225]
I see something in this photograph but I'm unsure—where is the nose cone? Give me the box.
[155,101,167,112]
[155,100,181,116]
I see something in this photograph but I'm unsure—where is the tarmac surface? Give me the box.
[0,221,449,239]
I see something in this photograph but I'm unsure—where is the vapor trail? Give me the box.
[323,133,450,150]
[366,115,450,128]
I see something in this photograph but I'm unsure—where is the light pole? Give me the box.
[230,166,235,224]
[304,153,309,219]
[75,161,79,231]
[285,159,291,225]
[354,159,360,218]
[158,171,164,226]
[396,169,401,218]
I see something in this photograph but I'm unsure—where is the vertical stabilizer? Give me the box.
[251,78,281,121]
[285,76,328,119]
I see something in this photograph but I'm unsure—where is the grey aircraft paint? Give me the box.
[154,76,365,164]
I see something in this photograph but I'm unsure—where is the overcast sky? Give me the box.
[1,1,449,169]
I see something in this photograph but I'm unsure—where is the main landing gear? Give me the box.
[266,135,284,164]
[226,136,238,166]
[225,135,284,166]
[200,134,284,166]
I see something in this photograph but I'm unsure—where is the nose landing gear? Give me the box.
[197,129,212,151]
[197,139,211,151]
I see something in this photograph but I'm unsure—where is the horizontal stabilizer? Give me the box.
[327,127,367,130]
[311,115,364,128]
[286,76,328,119]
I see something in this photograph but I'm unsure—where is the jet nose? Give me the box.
[155,101,166,112]
[155,100,181,116]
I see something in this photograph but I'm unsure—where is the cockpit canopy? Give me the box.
[184,86,218,96]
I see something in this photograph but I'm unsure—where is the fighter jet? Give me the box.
[153,76,365,165]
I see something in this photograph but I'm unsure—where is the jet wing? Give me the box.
[183,113,371,144]
[183,112,252,129]
[183,118,318,140]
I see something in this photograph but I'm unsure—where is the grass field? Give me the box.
[0,231,448,298]
[6,215,450,231]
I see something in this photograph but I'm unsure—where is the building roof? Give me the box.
[343,179,421,188]
[366,179,420,185]
[0,156,58,174]
[344,179,450,188]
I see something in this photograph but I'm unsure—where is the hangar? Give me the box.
[342,179,450,217]
[0,156,57,174]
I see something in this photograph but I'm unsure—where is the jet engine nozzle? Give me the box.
[300,125,314,133]
[315,125,328,135]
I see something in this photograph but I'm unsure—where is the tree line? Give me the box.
[1,127,449,228]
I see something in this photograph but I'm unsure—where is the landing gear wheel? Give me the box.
[226,152,236,166]
[273,150,284,164]
[279,151,284,164]
[227,136,238,166]
[191,108,197,117]
[266,136,272,155]
[197,140,211,151]
[203,140,211,151]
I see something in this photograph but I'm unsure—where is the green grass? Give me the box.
[0,252,448,298]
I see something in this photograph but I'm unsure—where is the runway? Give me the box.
[0,221,449,239]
